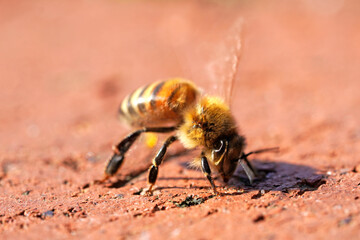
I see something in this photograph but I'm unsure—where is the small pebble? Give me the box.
[338,216,352,226]
[115,194,124,199]
[42,210,54,218]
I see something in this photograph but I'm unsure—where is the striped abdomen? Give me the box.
[119,78,199,127]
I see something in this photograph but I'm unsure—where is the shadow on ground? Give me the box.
[154,159,326,195]
[229,159,326,192]
[104,151,326,195]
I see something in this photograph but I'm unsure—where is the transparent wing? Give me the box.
[161,16,244,108]
[205,17,244,108]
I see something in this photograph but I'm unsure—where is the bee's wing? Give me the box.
[205,17,244,108]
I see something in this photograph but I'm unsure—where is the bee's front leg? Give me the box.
[238,147,279,184]
[201,155,218,195]
[238,154,257,185]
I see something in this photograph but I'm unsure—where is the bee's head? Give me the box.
[206,134,246,183]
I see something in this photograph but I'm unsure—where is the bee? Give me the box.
[104,19,278,195]
[103,78,277,194]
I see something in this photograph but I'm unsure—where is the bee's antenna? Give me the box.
[243,147,280,158]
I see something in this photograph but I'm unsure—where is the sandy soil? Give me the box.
[1,0,360,239]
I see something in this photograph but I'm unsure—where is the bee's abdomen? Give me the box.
[119,78,199,127]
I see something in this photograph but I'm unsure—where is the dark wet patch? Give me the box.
[173,195,205,208]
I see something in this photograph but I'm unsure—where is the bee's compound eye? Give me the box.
[212,140,228,164]
[214,140,225,153]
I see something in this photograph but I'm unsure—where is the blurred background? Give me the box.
[1,0,359,163]
[1,1,360,238]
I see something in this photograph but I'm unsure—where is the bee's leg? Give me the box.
[238,148,278,184]
[104,127,176,178]
[147,135,178,194]
[200,155,218,195]
[238,154,257,185]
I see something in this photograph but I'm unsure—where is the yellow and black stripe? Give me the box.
[119,78,199,127]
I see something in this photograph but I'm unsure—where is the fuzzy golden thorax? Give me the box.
[177,96,238,149]
[177,96,246,182]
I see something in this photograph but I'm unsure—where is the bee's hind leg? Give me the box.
[147,135,178,195]
[104,127,176,180]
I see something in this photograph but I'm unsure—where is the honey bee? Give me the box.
[104,19,278,195]
[103,78,277,194]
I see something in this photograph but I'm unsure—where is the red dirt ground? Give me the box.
[1,0,360,239]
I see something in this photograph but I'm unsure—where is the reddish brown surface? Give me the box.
[1,0,360,239]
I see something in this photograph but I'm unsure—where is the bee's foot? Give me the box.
[213,190,221,196]
[93,175,111,185]
[104,153,124,177]
[140,188,154,196]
